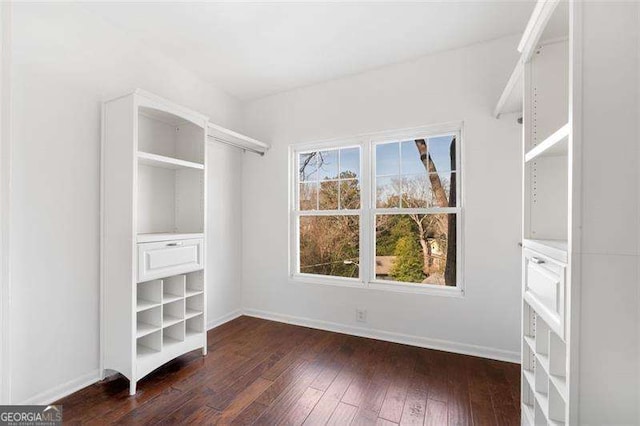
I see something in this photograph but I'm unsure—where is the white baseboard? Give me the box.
[243,308,520,364]
[20,369,101,405]
[207,309,243,331]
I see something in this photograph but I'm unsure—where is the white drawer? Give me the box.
[523,248,566,338]
[138,238,203,282]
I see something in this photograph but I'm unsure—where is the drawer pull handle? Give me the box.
[530,257,545,265]
[166,242,183,247]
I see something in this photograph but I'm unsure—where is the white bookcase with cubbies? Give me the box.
[496,1,576,424]
[101,89,208,395]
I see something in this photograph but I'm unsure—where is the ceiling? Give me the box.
[82,2,536,101]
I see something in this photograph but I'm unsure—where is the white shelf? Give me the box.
[163,293,183,304]
[137,232,204,243]
[162,314,183,328]
[550,374,568,400]
[185,289,203,298]
[208,122,270,155]
[136,343,160,360]
[185,309,202,320]
[522,402,535,425]
[524,335,535,352]
[523,238,568,263]
[525,123,569,162]
[494,60,524,118]
[137,151,204,170]
[136,299,160,312]
[136,321,160,338]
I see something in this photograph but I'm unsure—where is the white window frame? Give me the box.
[289,122,464,296]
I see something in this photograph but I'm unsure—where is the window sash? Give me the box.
[290,123,463,293]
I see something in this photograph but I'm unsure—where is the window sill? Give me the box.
[289,274,464,297]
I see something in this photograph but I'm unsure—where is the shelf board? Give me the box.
[550,374,568,401]
[523,368,535,389]
[136,321,160,338]
[522,402,535,425]
[537,352,550,374]
[494,60,524,118]
[163,293,183,304]
[185,309,202,320]
[136,299,160,312]
[185,289,204,298]
[137,232,203,243]
[523,335,535,352]
[136,343,160,359]
[163,314,183,328]
[137,151,204,170]
[522,239,568,263]
[525,123,569,162]
[208,122,270,154]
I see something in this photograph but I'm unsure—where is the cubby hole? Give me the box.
[137,279,162,312]
[549,382,566,423]
[163,321,185,349]
[138,108,205,164]
[186,315,203,339]
[163,299,184,328]
[163,275,185,303]
[533,400,547,426]
[534,317,550,356]
[137,165,204,235]
[185,270,204,297]
[137,306,161,338]
[137,329,162,359]
[522,373,535,424]
[186,293,204,320]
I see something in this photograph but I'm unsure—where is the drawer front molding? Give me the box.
[138,238,203,282]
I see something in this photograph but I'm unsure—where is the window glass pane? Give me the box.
[376,142,400,176]
[299,182,318,210]
[300,215,360,278]
[319,180,339,210]
[376,176,401,208]
[402,174,431,208]
[401,140,425,175]
[340,179,360,210]
[428,135,456,173]
[299,152,318,181]
[340,147,360,179]
[318,150,339,180]
[375,213,456,286]
[429,172,456,207]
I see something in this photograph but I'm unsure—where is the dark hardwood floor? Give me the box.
[57,316,520,425]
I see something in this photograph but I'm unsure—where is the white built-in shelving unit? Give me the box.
[496,1,576,424]
[101,89,208,395]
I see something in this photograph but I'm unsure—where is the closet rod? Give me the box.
[207,135,265,156]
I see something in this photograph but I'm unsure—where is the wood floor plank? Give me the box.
[425,398,448,426]
[55,317,519,426]
[326,402,359,426]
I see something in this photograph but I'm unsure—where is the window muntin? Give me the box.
[292,126,461,292]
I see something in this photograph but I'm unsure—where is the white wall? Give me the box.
[241,36,523,361]
[7,3,244,404]
[578,2,639,423]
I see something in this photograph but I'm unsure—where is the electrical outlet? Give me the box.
[355,308,367,323]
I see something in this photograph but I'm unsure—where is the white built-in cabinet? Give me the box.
[101,89,208,395]
[496,1,575,424]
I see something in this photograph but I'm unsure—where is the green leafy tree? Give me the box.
[390,236,424,283]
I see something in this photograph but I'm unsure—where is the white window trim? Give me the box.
[289,122,464,297]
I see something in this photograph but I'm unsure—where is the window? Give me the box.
[291,124,462,294]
